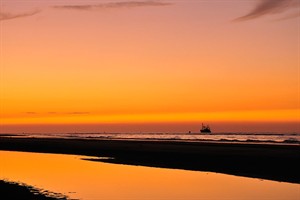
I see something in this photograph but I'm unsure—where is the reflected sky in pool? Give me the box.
[0,150,298,200]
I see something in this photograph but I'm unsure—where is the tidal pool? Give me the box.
[0,150,298,200]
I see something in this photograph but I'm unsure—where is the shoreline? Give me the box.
[2,132,300,146]
[0,137,299,184]
[0,180,67,200]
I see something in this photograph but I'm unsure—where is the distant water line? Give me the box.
[2,132,300,145]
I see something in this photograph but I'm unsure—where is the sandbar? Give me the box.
[0,137,299,184]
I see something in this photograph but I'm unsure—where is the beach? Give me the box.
[0,137,299,184]
[0,180,67,200]
[2,0,299,199]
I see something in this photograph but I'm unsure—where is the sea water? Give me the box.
[3,132,300,145]
[0,150,299,200]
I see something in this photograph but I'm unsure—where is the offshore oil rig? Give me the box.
[200,123,211,133]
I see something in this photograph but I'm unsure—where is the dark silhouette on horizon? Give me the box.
[200,123,211,133]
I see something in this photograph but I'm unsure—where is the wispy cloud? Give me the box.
[67,112,90,115]
[53,0,172,11]
[234,0,299,21]
[47,112,57,114]
[0,9,41,21]
[0,1,171,21]
[23,111,90,115]
[24,112,38,115]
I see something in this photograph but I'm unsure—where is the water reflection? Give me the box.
[0,151,298,200]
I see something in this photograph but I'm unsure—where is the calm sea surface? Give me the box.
[0,150,299,200]
[3,132,300,145]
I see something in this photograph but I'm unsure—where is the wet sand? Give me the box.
[0,180,67,200]
[0,137,299,184]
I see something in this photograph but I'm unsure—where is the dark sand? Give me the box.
[0,137,299,184]
[0,180,67,200]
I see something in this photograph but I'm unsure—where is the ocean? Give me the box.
[2,132,300,145]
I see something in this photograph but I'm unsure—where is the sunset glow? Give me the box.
[1,0,299,133]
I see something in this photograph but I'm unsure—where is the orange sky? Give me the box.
[0,0,299,133]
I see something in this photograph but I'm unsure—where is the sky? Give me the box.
[0,0,299,133]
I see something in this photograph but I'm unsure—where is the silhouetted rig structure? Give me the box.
[200,123,211,133]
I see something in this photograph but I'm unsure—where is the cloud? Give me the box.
[0,9,41,21]
[47,112,57,114]
[24,112,37,115]
[23,111,90,115]
[66,112,90,115]
[0,1,170,22]
[53,0,172,11]
[234,0,300,21]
